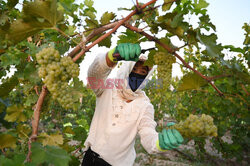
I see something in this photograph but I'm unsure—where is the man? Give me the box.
[82,43,183,166]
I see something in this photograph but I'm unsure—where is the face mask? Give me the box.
[128,72,147,92]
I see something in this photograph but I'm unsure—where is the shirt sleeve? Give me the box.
[138,103,162,154]
[87,53,114,97]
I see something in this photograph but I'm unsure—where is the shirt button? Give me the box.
[120,106,123,109]
[112,123,116,126]
[115,114,119,118]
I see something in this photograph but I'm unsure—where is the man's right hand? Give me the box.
[108,43,141,62]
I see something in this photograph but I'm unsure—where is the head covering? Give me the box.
[114,60,156,100]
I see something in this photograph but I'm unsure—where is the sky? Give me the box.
[78,0,250,83]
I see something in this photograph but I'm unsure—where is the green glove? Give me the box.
[157,122,184,151]
[108,43,141,62]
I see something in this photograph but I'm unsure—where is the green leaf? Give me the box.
[39,132,64,146]
[170,13,183,28]
[0,134,17,149]
[0,154,26,166]
[82,9,96,20]
[31,142,71,166]
[73,78,84,92]
[85,18,99,29]
[73,126,87,141]
[7,0,19,9]
[4,104,27,122]
[23,63,41,84]
[0,76,19,97]
[23,0,64,27]
[144,50,156,67]
[98,33,112,47]
[84,0,94,7]
[177,72,208,91]
[24,93,38,107]
[68,156,81,166]
[194,0,209,10]
[118,29,143,44]
[156,37,176,52]
[17,124,31,139]
[5,0,64,43]
[196,32,222,59]
[0,48,27,68]
[162,0,174,11]
[100,12,116,25]
[224,45,244,54]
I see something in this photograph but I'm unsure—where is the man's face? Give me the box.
[131,61,149,76]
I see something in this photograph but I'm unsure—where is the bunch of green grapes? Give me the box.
[36,47,79,109]
[168,114,218,139]
[154,52,176,89]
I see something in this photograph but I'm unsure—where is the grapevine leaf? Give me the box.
[98,33,112,47]
[224,45,244,54]
[7,0,19,9]
[17,124,31,139]
[73,78,85,92]
[170,13,183,28]
[0,76,19,97]
[162,0,174,11]
[73,126,87,141]
[24,93,38,107]
[31,142,71,166]
[63,126,75,135]
[177,73,208,91]
[143,50,156,67]
[100,12,116,25]
[0,154,26,166]
[85,18,99,29]
[5,0,64,43]
[68,156,81,166]
[0,134,17,149]
[197,32,222,58]
[23,0,64,27]
[156,37,176,52]
[193,0,209,10]
[199,14,216,31]
[23,63,41,84]
[84,0,94,7]
[118,29,143,44]
[81,9,96,20]
[0,48,27,68]
[233,70,250,84]
[39,132,64,146]
[5,20,45,44]
[4,105,27,122]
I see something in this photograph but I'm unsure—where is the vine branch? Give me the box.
[124,23,224,96]
[31,86,47,138]
[68,20,122,57]
[26,86,47,162]
[72,0,158,62]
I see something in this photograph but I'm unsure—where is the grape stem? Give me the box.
[123,23,224,96]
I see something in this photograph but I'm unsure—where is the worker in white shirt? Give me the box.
[82,43,184,166]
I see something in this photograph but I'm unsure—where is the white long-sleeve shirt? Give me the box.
[84,53,160,166]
